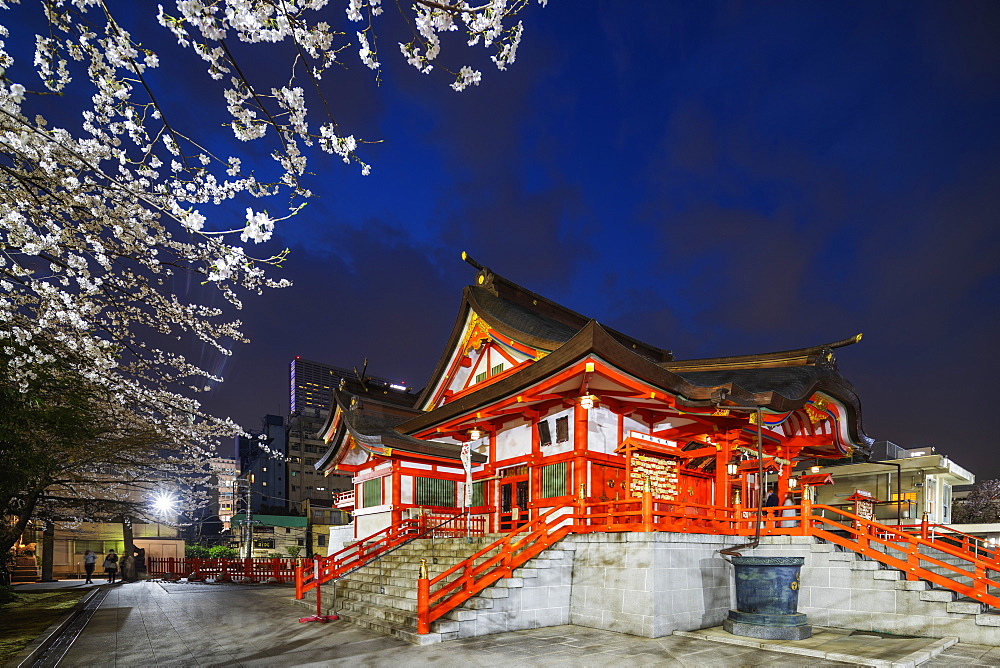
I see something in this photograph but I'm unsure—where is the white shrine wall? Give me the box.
[496,422,531,461]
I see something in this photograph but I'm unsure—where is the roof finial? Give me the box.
[461,250,484,271]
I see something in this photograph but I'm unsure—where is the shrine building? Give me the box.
[317,254,871,537]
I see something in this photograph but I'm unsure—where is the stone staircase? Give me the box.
[294,534,574,645]
[798,537,1000,642]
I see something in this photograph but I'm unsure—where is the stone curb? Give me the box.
[671,626,959,667]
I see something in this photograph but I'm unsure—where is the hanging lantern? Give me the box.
[727,462,739,476]
[580,394,598,410]
[789,477,799,488]
[810,465,821,474]
[470,428,482,440]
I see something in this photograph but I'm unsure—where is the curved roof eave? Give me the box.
[398,320,870,455]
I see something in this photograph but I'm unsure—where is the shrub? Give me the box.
[185,545,210,558]
[207,546,239,559]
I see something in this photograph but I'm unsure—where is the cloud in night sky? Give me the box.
[125,1,1000,479]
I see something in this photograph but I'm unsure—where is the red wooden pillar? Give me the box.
[715,436,730,519]
[488,430,497,533]
[530,412,540,514]
[641,482,654,532]
[573,402,588,506]
[416,559,430,634]
[391,462,402,526]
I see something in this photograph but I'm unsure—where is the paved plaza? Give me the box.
[15,579,1000,667]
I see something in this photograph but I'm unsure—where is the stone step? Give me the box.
[849,559,880,571]
[333,608,454,646]
[339,596,476,625]
[920,588,958,603]
[873,569,902,580]
[947,597,988,615]
[338,579,416,599]
[976,611,1000,627]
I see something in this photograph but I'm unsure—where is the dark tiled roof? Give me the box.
[400,320,870,457]
[471,286,579,345]
[318,389,486,465]
[675,365,855,402]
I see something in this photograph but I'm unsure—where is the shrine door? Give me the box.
[591,464,626,502]
[499,465,529,531]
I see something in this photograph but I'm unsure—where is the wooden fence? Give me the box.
[148,557,299,583]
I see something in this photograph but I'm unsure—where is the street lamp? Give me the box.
[151,490,177,516]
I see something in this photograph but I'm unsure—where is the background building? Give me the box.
[801,441,974,524]
[287,357,412,513]
[237,415,288,514]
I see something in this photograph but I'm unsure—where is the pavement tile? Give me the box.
[51,582,995,667]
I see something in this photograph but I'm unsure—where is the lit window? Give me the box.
[262,467,267,472]
[262,481,267,487]
[316,487,326,491]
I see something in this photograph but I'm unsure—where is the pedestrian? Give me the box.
[83,549,97,584]
[779,494,799,528]
[763,486,780,525]
[103,549,119,583]
[120,551,136,582]
[134,548,147,580]
[763,487,779,512]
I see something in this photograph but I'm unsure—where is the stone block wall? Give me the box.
[750,537,999,645]
[566,532,742,638]
[454,544,575,638]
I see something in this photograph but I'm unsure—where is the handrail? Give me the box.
[414,494,1000,634]
[803,505,1000,607]
[896,522,1000,563]
[417,504,575,633]
[295,510,478,599]
[728,502,1000,607]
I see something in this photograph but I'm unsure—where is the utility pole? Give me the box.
[234,476,254,558]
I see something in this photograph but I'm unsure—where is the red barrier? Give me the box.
[147,557,299,583]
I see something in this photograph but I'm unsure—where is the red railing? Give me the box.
[418,505,575,633]
[148,557,298,583]
[295,511,486,599]
[896,521,1000,564]
[418,512,487,538]
[295,519,420,598]
[414,492,1000,634]
[725,498,1000,608]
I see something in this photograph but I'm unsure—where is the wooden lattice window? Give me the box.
[540,462,567,498]
[491,363,504,376]
[472,481,486,507]
[416,477,456,507]
[475,371,488,384]
[362,478,382,507]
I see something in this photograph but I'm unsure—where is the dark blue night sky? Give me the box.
[26,3,998,476]
[193,1,1000,478]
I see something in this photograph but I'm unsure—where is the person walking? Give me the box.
[134,548,147,580]
[120,551,136,582]
[103,549,119,583]
[763,486,780,527]
[83,549,97,584]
